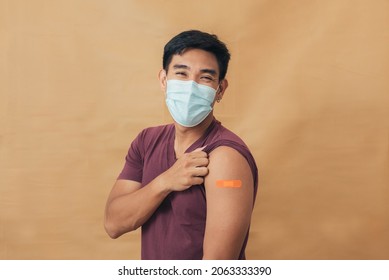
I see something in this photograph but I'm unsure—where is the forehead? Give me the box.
[169,49,219,72]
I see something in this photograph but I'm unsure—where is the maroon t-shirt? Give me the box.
[118,118,258,259]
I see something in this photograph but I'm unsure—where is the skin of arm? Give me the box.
[104,147,208,239]
[104,178,170,239]
[202,146,254,259]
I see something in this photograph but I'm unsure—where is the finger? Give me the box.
[190,150,208,159]
[192,166,209,177]
[192,157,209,167]
[182,150,207,163]
[193,146,207,152]
[190,176,205,186]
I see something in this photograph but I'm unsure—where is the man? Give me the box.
[104,30,258,260]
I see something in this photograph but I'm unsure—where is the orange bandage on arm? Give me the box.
[216,180,242,188]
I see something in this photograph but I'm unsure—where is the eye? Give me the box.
[200,76,215,82]
[175,72,187,77]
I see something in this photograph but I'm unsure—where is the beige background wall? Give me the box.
[1,0,388,259]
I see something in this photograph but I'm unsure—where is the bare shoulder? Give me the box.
[205,145,253,199]
[207,146,252,180]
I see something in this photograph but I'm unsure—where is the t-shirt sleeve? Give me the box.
[117,130,144,182]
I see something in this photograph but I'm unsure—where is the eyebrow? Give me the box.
[172,64,218,77]
[173,64,190,70]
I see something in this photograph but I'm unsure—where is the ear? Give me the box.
[158,69,167,92]
[216,79,228,101]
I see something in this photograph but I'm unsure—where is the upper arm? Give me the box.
[104,179,142,223]
[203,146,254,259]
[108,130,144,209]
[106,179,142,206]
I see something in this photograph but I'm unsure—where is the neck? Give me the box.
[174,114,214,158]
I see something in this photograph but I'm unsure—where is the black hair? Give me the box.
[162,30,231,81]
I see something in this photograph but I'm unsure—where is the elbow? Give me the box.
[107,231,120,239]
[104,201,143,238]
[104,215,139,239]
[104,220,122,239]
[104,213,128,239]
[104,209,120,238]
[106,229,120,239]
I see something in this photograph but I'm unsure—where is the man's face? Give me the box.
[166,48,220,90]
[159,48,228,106]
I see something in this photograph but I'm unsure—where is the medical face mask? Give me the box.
[165,79,218,127]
